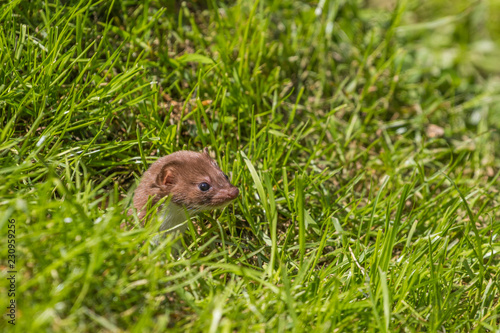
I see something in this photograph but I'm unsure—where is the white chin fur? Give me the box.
[191,201,231,213]
[157,201,232,234]
[158,202,191,233]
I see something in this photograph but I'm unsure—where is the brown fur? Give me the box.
[133,150,239,220]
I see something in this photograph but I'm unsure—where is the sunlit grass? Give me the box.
[0,0,499,331]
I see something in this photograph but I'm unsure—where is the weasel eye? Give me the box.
[224,173,229,180]
[198,182,211,192]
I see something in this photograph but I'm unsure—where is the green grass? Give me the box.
[1,0,500,331]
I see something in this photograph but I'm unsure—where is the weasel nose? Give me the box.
[228,187,239,199]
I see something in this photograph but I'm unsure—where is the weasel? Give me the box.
[133,150,239,235]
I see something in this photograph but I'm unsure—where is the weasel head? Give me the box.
[136,150,239,215]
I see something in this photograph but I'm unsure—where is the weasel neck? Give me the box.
[157,202,191,234]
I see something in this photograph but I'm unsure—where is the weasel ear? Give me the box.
[203,147,218,160]
[156,165,175,186]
